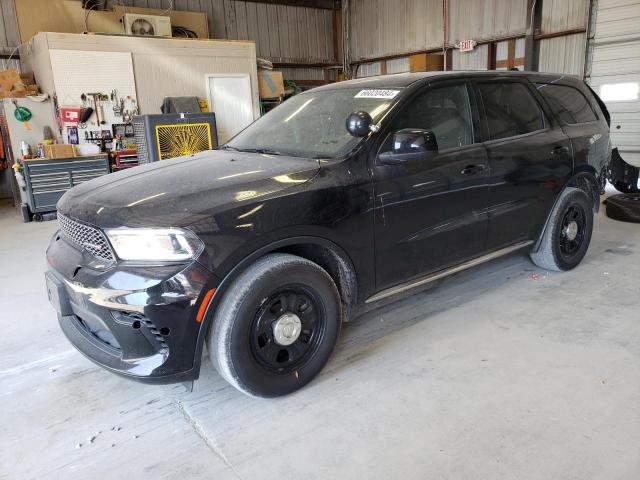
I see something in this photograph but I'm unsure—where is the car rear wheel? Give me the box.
[530,187,593,272]
[207,253,341,397]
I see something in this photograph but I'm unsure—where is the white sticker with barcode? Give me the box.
[354,89,400,99]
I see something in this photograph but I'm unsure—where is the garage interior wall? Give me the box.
[347,0,444,62]
[1,1,335,82]
[346,0,595,77]
[588,0,640,166]
[537,0,590,76]
[0,0,19,55]
[2,0,597,79]
[120,0,335,81]
[447,0,528,44]
[0,0,21,200]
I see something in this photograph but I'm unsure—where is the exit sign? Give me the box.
[458,40,476,52]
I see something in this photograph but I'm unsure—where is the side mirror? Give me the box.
[346,111,373,137]
[379,129,438,164]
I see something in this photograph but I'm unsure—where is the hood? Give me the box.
[58,150,320,228]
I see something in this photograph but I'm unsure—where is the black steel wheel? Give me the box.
[250,286,326,374]
[530,187,594,272]
[207,253,341,397]
[558,204,587,259]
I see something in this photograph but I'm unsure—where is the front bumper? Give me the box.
[46,231,216,384]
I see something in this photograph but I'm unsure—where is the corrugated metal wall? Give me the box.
[0,0,20,55]
[0,58,21,72]
[347,0,590,78]
[348,0,527,62]
[1,0,595,81]
[279,67,327,81]
[540,0,590,32]
[348,0,444,61]
[121,0,334,64]
[219,1,334,63]
[448,0,528,44]
[356,62,382,78]
[453,44,489,70]
[538,0,590,75]
[386,57,411,74]
[538,33,587,75]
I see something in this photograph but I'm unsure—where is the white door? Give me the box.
[588,0,640,167]
[206,74,255,145]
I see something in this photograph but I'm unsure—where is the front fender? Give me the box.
[188,235,358,380]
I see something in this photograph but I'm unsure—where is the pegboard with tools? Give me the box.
[49,49,139,152]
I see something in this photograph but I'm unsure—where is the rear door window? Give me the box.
[535,83,598,124]
[478,82,545,140]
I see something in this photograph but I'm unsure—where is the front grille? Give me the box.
[58,213,115,262]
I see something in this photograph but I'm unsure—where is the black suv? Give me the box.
[46,71,611,397]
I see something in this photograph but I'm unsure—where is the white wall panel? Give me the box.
[386,57,411,74]
[22,32,260,119]
[279,67,327,80]
[541,0,590,33]
[453,44,489,70]
[589,0,640,166]
[356,62,381,78]
[538,33,586,76]
[594,0,640,42]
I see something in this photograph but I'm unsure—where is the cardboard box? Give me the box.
[0,69,27,99]
[44,144,76,159]
[258,71,285,99]
[409,53,444,72]
[20,72,35,86]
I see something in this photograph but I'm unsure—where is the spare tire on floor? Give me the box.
[604,194,640,223]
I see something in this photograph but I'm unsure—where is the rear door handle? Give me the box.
[551,146,569,155]
[460,164,486,175]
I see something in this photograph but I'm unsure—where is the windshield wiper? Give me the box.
[221,146,285,156]
[246,148,286,156]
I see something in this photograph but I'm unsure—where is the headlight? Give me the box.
[105,228,203,262]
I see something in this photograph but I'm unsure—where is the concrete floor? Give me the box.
[1,193,639,480]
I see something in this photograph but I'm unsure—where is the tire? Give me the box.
[605,193,640,223]
[613,181,639,194]
[207,253,342,397]
[530,187,594,272]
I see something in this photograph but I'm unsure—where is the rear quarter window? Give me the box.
[536,83,598,124]
[478,82,545,140]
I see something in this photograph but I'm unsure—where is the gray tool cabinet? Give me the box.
[21,155,110,219]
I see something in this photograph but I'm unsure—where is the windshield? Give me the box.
[224,88,399,159]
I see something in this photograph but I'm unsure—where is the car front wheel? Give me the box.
[530,187,594,272]
[207,253,342,397]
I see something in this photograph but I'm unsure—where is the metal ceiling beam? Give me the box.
[238,0,340,10]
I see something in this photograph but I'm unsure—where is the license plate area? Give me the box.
[45,271,73,317]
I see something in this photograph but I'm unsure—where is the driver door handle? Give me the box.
[460,164,486,175]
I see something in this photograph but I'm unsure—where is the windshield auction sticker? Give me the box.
[354,89,400,99]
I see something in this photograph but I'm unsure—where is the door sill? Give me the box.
[365,240,534,304]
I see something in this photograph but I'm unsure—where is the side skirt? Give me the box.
[365,240,534,304]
